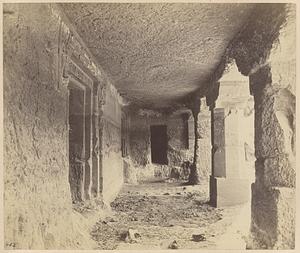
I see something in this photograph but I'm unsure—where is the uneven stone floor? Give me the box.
[91,179,250,250]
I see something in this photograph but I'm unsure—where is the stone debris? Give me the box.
[102,217,117,223]
[109,218,116,222]
[192,234,206,242]
[168,240,179,249]
[123,229,141,243]
[164,178,177,183]
[92,182,225,249]
[130,216,138,221]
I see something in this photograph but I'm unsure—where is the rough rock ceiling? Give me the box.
[60,3,255,108]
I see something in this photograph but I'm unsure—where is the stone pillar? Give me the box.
[250,67,296,249]
[188,97,210,185]
[249,9,295,248]
[187,114,195,150]
[188,98,201,185]
[209,61,254,207]
[197,101,211,183]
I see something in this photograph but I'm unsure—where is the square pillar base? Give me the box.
[250,183,295,249]
[210,176,250,207]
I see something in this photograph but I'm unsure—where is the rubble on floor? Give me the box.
[90,180,248,250]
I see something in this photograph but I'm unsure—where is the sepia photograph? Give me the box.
[1,0,298,251]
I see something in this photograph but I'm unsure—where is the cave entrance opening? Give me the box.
[150,125,168,165]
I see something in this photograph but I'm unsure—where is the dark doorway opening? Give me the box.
[69,87,85,202]
[150,125,168,165]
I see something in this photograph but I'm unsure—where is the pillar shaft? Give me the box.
[188,97,211,185]
[210,107,253,207]
[197,109,212,182]
[208,61,254,207]
[250,65,295,249]
[188,99,201,185]
[247,7,296,248]
[193,110,200,166]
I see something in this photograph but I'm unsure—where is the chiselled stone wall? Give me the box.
[3,4,94,249]
[3,3,124,249]
[129,109,193,180]
[101,85,123,204]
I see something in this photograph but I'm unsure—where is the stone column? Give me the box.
[188,98,201,185]
[249,9,295,248]
[187,114,195,150]
[197,101,211,183]
[188,97,210,185]
[209,61,254,207]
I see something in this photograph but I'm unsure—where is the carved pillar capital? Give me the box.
[216,60,251,109]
